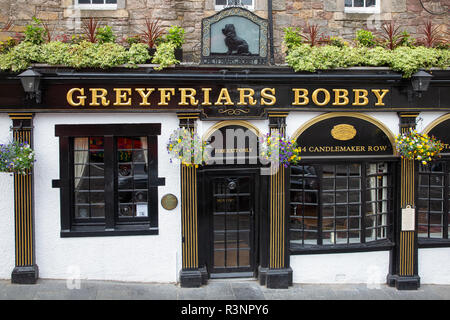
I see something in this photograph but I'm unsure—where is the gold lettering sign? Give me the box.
[303,145,389,153]
[65,87,390,108]
[331,124,357,141]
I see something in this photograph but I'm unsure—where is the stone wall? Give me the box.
[0,0,448,63]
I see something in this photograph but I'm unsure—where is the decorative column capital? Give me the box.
[177,112,200,130]
[398,112,420,130]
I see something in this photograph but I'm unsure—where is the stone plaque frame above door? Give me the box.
[201,7,269,65]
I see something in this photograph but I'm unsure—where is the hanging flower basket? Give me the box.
[259,131,302,168]
[0,140,35,175]
[395,129,444,165]
[167,128,208,167]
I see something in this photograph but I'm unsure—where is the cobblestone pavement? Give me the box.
[0,279,449,300]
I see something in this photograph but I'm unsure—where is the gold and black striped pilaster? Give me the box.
[265,112,292,288]
[181,164,199,270]
[177,112,205,287]
[9,113,39,284]
[387,112,420,290]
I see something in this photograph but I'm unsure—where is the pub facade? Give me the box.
[0,1,449,290]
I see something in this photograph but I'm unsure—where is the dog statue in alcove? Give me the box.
[222,24,251,55]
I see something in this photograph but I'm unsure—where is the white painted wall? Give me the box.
[290,251,390,284]
[1,112,450,284]
[31,113,181,283]
[0,114,15,279]
[419,248,450,284]
[417,111,448,132]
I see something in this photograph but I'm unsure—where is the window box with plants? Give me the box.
[283,21,449,78]
[0,17,185,73]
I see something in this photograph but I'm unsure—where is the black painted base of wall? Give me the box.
[11,265,39,284]
[264,268,293,289]
[258,266,268,286]
[200,266,208,285]
[180,269,204,288]
[387,274,420,290]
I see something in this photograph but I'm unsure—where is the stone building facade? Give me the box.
[0,0,448,63]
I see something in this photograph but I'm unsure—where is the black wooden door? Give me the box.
[208,173,256,277]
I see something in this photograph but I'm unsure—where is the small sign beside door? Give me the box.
[401,205,415,231]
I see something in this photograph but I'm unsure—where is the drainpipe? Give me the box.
[268,0,274,65]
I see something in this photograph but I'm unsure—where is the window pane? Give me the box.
[354,0,364,7]
[75,205,90,218]
[92,0,105,4]
[78,0,91,4]
[366,0,376,7]
[117,137,149,219]
[73,137,105,220]
[345,0,353,7]
[216,0,226,4]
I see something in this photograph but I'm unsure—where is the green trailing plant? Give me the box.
[398,31,416,48]
[355,29,376,48]
[71,34,86,45]
[283,27,303,51]
[126,43,151,67]
[163,25,185,48]
[0,41,42,72]
[328,36,348,48]
[389,46,449,78]
[286,44,449,78]
[65,41,128,69]
[151,41,179,70]
[24,17,48,45]
[124,34,141,47]
[0,140,35,175]
[39,41,70,65]
[96,25,116,44]
[0,36,19,53]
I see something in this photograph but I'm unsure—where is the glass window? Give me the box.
[418,161,449,240]
[74,137,105,221]
[215,0,254,11]
[344,0,379,13]
[76,0,117,10]
[290,162,393,250]
[55,124,162,237]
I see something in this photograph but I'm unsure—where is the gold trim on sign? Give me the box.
[290,112,397,155]
[423,113,450,135]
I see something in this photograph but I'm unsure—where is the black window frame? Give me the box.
[416,157,450,248]
[54,124,164,237]
[288,158,398,255]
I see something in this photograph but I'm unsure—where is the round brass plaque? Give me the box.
[161,194,178,210]
[331,124,357,141]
